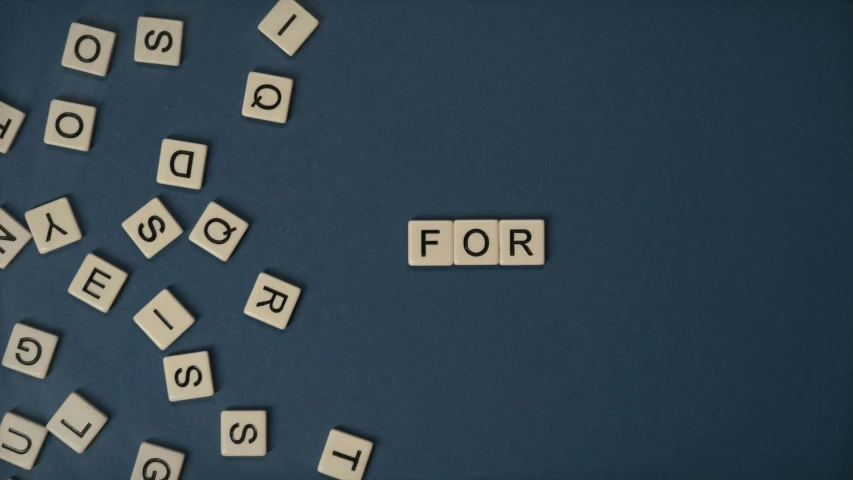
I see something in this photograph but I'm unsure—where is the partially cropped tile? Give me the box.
[1,323,59,379]
[0,207,31,269]
[188,202,249,261]
[0,412,48,470]
[0,100,26,154]
[453,219,499,266]
[407,220,453,266]
[163,350,214,402]
[242,72,293,124]
[68,253,128,313]
[258,0,319,56]
[44,99,97,151]
[499,219,545,266]
[61,22,116,77]
[130,442,185,480]
[244,272,301,330]
[46,392,108,454]
[156,139,207,190]
[134,17,184,66]
[317,429,374,480]
[133,289,195,350]
[221,410,267,457]
[121,197,183,259]
[25,197,82,254]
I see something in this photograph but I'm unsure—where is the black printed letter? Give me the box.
[83,268,112,300]
[45,212,69,243]
[142,458,171,480]
[0,118,10,139]
[174,366,202,387]
[145,30,173,52]
[229,423,258,444]
[74,34,101,63]
[1,428,32,455]
[55,112,84,139]
[61,419,91,438]
[332,449,362,472]
[420,230,439,257]
[251,85,281,110]
[509,229,533,256]
[0,222,16,254]
[138,216,166,242]
[204,218,236,245]
[463,229,489,257]
[15,337,42,366]
[169,150,194,178]
[256,286,288,313]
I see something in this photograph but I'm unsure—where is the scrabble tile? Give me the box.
[61,22,116,77]
[133,289,195,351]
[1,323,59,380]
[258,0,319,56]
[244,272,301,330]
[0,208,31,269]
[242,72,293,124]
[188,202,249,261]
[68,253,129,313]
[130,442,185,480]
[220,410,267,457]
[499,219,545,266]
[0,412,48,470]
[44,99,97,151]
[407,220,453,266]
[24,197,82,254]
[163,350,214,402]
[46,392,108,454]
[0,100,26,154]
[121,198,183,259]
[317,429,373,480]
[156,139,208,190]
[134,17,184,66]
[453,219,499,266]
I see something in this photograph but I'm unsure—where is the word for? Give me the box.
[408,219,546,267]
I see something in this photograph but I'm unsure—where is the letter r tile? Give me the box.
[244,272,302,330]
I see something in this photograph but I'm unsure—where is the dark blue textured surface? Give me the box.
[2,1,853,479]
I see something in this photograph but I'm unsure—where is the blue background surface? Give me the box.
[2,0,853,479]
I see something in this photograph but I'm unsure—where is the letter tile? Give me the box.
[46,392,108,454]
[1,323,59,380]
[317,429,374,480]
[24,197,82,254]
[453,219,499,266]
[43,99,97,151]
[133,289,195,351]
[68,253,129,313]
[61,22,116,77]
[0,100,26,154]
[130,442,185,480]
[134,17,184,66]
[258,0,319,56]
[244,272,301,330]
[407,220,453,266]
[0,412,47,470]
[499,219,545,266]
[188,202,249,261]
[121,197,183,259]
[221,410,267,457]
[242,72,293,124]
[163,350,214,402]
[0,207,31,269]
[156,139,208,190]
